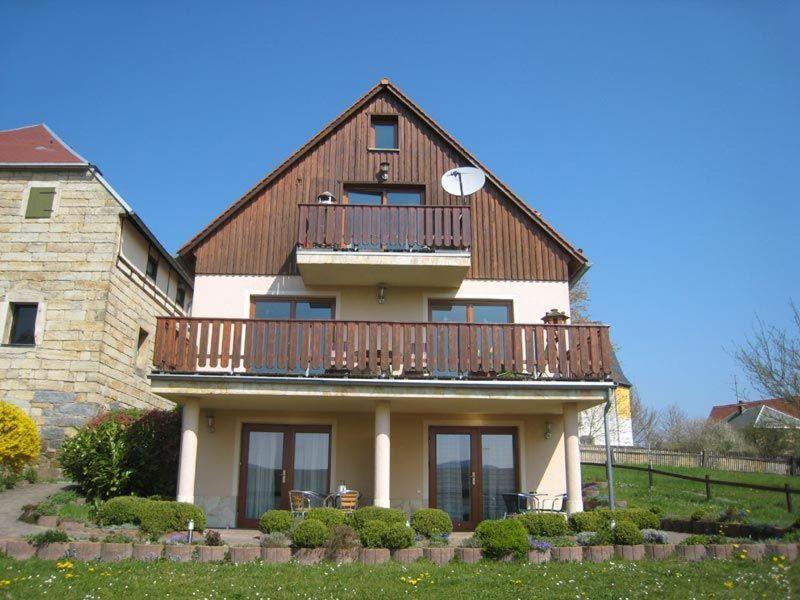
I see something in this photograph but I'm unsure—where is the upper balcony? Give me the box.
[295,203,471,287]
[152,317,613,383]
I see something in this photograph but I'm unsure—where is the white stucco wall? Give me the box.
[191,275,570,324]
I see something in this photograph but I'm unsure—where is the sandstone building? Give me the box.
[0,124,192,464]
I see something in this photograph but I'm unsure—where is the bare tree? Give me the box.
[630,388,660,447]
[735,301,799,407]
[569,279,592,324]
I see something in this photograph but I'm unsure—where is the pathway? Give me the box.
[0,481,70,537]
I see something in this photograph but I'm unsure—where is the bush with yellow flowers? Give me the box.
[0,401,41,473]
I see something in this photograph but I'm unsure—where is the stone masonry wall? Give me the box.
[0,168,184,468]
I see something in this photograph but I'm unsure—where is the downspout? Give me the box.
[603,386,616,510]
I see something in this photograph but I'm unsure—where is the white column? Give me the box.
[374,402,391,508]
[563,402,584,514]
[177,399,200,504]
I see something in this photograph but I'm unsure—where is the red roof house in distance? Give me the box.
[0,124,88,165]
[708,399,800,423]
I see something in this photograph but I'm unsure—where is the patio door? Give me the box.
[428,427,518,530]
[237,424,331,528]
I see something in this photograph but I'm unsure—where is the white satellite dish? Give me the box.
[441,166,486,197]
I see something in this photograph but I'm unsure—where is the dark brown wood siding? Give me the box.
[193,91,571,281]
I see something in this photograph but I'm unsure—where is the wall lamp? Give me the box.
[207,415,215,434]
[379,162,390,181]
[544,421,553,440]
[377,284,387,304]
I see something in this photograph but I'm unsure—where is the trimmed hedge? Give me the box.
[346,506,406,531]
[569,510,606,533]
[96,496,150,525]
[259,510,292,534]
[138,500,206,535]
[382,523,415,550]
[410,508,452,538]
[291,519,330,548]
[306,507,346,529]
[611,520,644,545]
[474,519,528,560]
[569,508,659,532]
[517,513,569,537]
[359,520,389,548]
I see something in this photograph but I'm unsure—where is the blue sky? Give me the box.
[2,1,798,416]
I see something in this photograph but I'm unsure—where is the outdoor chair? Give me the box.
[530,492,567,513]
[289,490,325,518]
[325,489,361,512]
[502,492,534,518]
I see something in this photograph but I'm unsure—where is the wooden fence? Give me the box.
[153,317,613,381]
[581,445,798,476]
[297,204,471,251]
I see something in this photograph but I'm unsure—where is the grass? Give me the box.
[583,463,800,527]
[0,556,796,599]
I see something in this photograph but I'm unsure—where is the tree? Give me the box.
[735,301,800,408]
[630,388,660,447]
[569,279,592,324]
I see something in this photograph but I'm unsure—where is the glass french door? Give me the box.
[429,427,518,530]
[237,424,331,528]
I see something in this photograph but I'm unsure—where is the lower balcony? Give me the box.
[152,317,613,382]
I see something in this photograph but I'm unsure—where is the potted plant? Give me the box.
[196,530,227,563]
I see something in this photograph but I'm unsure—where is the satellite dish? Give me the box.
[441,166,486,197]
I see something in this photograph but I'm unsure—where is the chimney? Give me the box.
[737,399,745,415]
[542,309,569,325]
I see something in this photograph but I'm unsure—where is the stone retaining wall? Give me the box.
[2,538,798,565]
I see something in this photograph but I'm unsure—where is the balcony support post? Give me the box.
[177,399,200,504]
[563,401,584,515]
[374,401,391,508]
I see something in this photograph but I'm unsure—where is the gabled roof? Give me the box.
[726,405,800,429]
[177,79,589,278]
[708,399,800,423]
[0,124,89,165]
[611,350,632,387]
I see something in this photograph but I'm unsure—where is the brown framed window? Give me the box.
[7,303,38,346]
[429,300,513,324]
[175,285,186,308]
[145,254,159,281]
[370,115,398,150]
[250,296,335,320]
[344,185,423,206]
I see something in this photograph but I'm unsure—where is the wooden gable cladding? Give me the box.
[191,87,574,281]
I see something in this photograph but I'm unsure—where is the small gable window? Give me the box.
[175,285,186,309]
[370,115,398,150]
[25,187,56,218]
[145,254,159,281]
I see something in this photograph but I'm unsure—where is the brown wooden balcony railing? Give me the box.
[297,204,471,251]
[153,318,612,381]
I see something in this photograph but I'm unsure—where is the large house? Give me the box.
[150,80,619,529]
[0,124,193,468]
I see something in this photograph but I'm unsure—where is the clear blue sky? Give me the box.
[3,1,798,417]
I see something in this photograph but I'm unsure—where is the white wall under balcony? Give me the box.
[191,275,570,324]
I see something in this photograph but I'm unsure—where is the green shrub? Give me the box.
[59,408,180,501]
[96,496,150,525]
[618,508,660,530]
[138,501,206,535]
[103,532,135,544]
[23,466,38,484]
[410,508,452,538]
[546,535,577,547]
[291,519,329,548]
[382,523,415,550]
[260,532,291,548]
[37,490,79,516]
[306,507,346,529]
[517,513,569,537]
[204,530,224,546]
[346,506,406,531]
[258,510,292,534]
[690,507,716,522]
[588,527,613,546]
[359,520,389,548]
[641,529,669,544]
[324,525,360,552]
[569,510,606,533]
[681,534,711,545]
[611,520,644,545]
[27,529,70,549]
[474,519,528,560]
[648,505,664,517]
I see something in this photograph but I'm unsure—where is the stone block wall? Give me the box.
[0,168,188,468]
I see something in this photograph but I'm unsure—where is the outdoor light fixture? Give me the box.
[379,162,390,181]
[376,284,386,304]
[187,519,195,544]
[207,415,215,433]
[544,421,553,439]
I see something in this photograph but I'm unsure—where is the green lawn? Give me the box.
[0,557,797,599]
[583,463,800,527]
